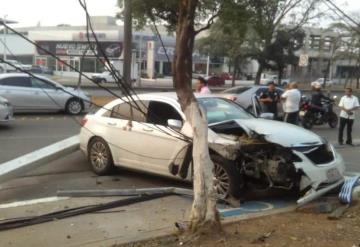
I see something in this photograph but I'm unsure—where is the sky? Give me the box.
[0,0,359,27]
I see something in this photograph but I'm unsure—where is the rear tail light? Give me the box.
[80,117,88,127]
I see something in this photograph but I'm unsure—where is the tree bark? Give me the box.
[231,56,238,87]
[255,62,263,85]
[277,67,283,86]
[173,0,220,233]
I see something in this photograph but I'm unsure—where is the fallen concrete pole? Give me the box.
[0,135,80,183]
[57,187,193,197]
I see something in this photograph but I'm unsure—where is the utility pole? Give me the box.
[123,0,132,87]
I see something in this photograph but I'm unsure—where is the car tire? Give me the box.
[88,137,114,175]
[0,67,4,73]
[65,98,83,115]
[100,79,107,84]
[211,154,244,199]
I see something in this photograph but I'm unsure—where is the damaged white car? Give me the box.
[79,93,345,205]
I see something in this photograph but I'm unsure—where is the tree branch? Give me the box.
[194,12,219,35]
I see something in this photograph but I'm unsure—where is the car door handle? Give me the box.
[142,128,153,132]
[107,122,117,126]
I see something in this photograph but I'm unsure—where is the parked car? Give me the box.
[30,65,54,75]
[220,85,284,112]
[0,73,91,115]
[205,75,225,86]
[260,75,290,86]
[0,96,14,123]
[0,60,26,73]
[79,93,345,204]
[311,78,333,87]
[92,71,121,84]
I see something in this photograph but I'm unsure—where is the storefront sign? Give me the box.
[36,41,122,58]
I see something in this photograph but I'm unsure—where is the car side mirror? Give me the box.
[167,119,183,129]
[259,113,274,120]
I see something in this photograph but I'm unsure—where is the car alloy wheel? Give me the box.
[211,154,244,199]
[66,99,82,115]
[90,142,109,170]
[214,163,231,197]
[88,138,114,175]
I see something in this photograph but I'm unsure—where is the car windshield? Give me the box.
[198,97,253,124]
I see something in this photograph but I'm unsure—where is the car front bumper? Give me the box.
[0,105,14,123]
[294,149,345,205]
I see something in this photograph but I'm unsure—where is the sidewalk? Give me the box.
[0,170,298,247]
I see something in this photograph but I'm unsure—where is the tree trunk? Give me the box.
[232,56,239,87]
[277,67,283,86]
[173,0,220,233]
[255,62,263,85]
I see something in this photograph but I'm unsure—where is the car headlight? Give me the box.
[0,100,10,107]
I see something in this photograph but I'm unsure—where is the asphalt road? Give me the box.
[0,112,359,204]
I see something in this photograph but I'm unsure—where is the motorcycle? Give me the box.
[300,95,338,130]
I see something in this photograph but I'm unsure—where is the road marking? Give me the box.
[0,196,69,209]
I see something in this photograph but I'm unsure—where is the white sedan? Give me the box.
[0,96,14,123]
[79,93,345,204]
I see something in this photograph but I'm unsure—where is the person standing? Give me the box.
[259,82,280,118]
[196,77,211,94]
[338,88,359,145]
[281,82,301,125]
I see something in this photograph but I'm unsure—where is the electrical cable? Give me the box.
[0,20,189,142]
[0,193,174,231]
[77,0,189,140]
[0,58,191,160]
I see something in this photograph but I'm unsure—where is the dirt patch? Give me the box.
[119,203,360,247]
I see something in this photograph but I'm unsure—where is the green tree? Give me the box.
[246,0,320,84]
[264,28,305,84]
[196,0,252,86]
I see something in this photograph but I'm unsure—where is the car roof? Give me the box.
[0,73,47,80]
[108,92,218,105]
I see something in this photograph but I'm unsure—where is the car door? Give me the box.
[130,100,189,176]
[0,76,35,111]
[99,100,151,170]
[30,77,64,110]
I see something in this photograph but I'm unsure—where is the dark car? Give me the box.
[206,75,225,86]
[30,65,54,75]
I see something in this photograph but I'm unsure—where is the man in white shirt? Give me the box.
[281,82,301,125]
[338,88,359,145]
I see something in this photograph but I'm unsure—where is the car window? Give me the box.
[110,100,149,122]
[31,78,55,89]
[223,87,250,94]
[0,76,32,87]
[198,97,253,124]
[147,101,182,126]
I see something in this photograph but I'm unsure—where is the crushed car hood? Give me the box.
[234,119,323,147]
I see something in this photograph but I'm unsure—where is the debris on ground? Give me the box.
[118,202,360,247]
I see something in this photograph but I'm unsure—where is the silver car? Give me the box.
[221,85,284,111]
[0,96,14,123]
[0,73,91,115]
